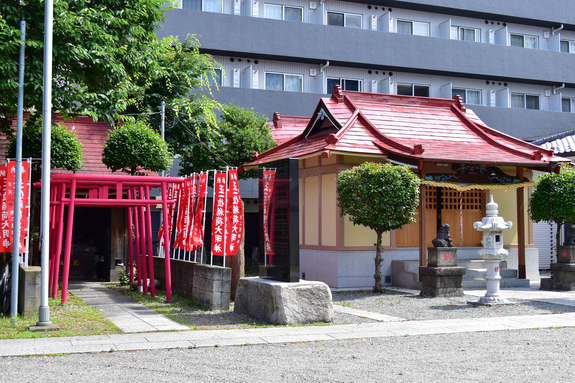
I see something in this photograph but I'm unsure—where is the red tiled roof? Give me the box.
[246,88,571,169]
[269,112,309,145]
[5,115,157,175]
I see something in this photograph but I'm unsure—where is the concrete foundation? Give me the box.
[419,266,466,297]
[234,277,333,325]
[18,266,41,317]
[153,257,231,310]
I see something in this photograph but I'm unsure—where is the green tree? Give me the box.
[0,1,220,143]
[529,167,575,246]
[102,121,172,175]
[337,162,420,292]
[6,118,84,177]
[179,103,276,177]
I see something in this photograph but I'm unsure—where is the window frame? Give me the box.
[264,4,304,22]
[562,97,573,113]
[326,77,363,93]
[265,72,304,92]
[181,0,223,13]
[511,93,540,110]
[207,67,223,87]
[450,26,481,42]
[326,11,362,29]
[510,33,539,49]
[452,88,482,105]
[397,83,430,97]
[396,19,430,36]
[560,40,575,53]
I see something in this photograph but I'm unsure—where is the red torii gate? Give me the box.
[38,173,184,303]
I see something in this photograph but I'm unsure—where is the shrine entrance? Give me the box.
[396,187,484,248]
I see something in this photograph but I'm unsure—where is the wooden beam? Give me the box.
[517,167,526,279]
[419,161,427,270]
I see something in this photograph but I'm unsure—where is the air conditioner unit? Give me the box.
[252,70,259,89]
[234,0,241,15]
[370,15,377,31]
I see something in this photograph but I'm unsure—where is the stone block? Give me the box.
[419,266,466,298]
[18,266,41,317]
[556,246,575,263]
[427,247,458,267]
[234,277,333,325]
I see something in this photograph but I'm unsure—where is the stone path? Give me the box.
[68,282,188,333]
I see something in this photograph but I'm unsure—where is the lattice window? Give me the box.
[435,189,483,210]
[426,188,436,209]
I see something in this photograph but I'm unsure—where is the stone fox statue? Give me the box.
[432,223,453,248]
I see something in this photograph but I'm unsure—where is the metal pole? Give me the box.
[11,17,26,319]
[37,0,54,325]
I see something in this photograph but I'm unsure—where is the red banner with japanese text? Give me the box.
[158,181,176,246]
[0,161,29,253]
[262,169,276,256]
[173,177,190,249]
[225,169,243,256]
[211,172,227,256]
[191,173,207,248]
[185,175,198,251]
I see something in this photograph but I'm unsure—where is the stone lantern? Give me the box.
[472,196,513,304]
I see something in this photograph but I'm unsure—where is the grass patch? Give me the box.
[0,291,121,339]
[107,285,210,326]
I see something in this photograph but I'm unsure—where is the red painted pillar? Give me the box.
[127,204,134,284]
[51,183,66,299]
[61,179,77,304]
[161,182,172,302]
[48,186,58,297]
[138,187,148,295]
[131,190,142,289]
[144,186,156,297]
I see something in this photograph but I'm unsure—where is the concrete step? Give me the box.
[462,277,530,289]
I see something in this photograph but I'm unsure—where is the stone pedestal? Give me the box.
[419,266,466,297]
[234,277,333,325]
[541,246,575,291]
[420,247,465,297]
[541,263,575,291]
[18,266,41,317]
[427,247,458,267]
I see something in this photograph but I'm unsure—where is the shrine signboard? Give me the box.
[258,158,299,282]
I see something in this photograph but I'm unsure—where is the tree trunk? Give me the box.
[374,230,383,293]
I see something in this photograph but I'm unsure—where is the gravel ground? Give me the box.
[2,328,575,382]
[161,288,575,329]
[331,289,575,321]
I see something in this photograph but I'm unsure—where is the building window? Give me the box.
[327,12,362,29]
[265,72,303,92]
[452,89,481,105]
[327,78,362,93]
[265,4,303,22]
[397,20,429,36]
[562,98,572,112]
[450,26,480,42]
[510,34,538,49]
[561,40,575,53]
[397,84,430,97]
[207,68,222,87]
[511,93,539,110]
[182,0,223,13]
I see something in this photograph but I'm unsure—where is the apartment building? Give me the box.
[158,0,575,141]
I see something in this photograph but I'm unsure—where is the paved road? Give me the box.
[1,327,574,382]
